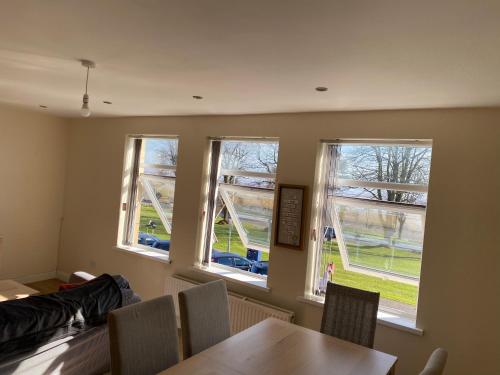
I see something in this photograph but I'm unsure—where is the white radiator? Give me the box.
[164,275,295,334]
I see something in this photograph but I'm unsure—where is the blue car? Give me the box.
[138,232,159,246]
[152,239,170,251]
[250,261,268,275]
[324,226,336,241]
[211,250,253,272]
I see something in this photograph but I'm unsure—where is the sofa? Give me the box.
[0,272,140,375]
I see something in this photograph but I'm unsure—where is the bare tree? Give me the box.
[344,145,431,243]
[155,140,178,167]
[218,142,252,223]
[257,143,279,174]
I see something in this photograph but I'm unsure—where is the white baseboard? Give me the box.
[14,271,57,284]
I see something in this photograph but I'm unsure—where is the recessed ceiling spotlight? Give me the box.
[103,100,112,104]
[192,95,203,100]
[39,105,48,109]
[315,86,328,92]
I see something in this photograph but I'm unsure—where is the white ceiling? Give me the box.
[1,0,500,117]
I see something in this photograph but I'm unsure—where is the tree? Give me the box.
[343,145,431,243]
[218,142,252,223]
[257,143,279,174]
[155,140,178,168]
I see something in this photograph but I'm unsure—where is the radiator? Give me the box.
[164,275,295,334]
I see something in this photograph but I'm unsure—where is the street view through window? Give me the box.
[205,139,279,277]
[314,141,432,320]
[125,137,178,253]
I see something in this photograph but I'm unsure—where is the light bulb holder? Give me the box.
[80,59,96,69]
[79,59,95,117]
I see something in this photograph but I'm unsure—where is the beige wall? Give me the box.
[59,109,499,375]
[0,104,68,281]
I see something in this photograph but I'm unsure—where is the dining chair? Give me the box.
[108,295,179,375]
[320,282,380,348]
[419,348,448,375]
[178,279,231,358]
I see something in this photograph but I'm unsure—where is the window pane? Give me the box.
[206,139,278,277]
[137,202,169,239]
[334,202,424,279]
[220,141,278,173]
[122,137,178,255]
[220,187,273,251]
[334,186,428,206]
[143,167,176,178]
[318,237,419,319]
[315,141,432,321]
[141,177,175,227]
[143,138,178,167]
[335,144,432,187]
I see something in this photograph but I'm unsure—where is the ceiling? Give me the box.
[1,0,500,118]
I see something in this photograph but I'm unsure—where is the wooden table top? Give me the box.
[160,317,397,375]
[0,279,39,302]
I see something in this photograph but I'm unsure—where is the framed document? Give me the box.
[275,184,306,250]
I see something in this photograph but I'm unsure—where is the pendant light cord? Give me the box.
[84,66,90,95]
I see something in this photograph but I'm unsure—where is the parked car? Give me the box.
[250,261,268,275]
[211,250,253,271]
[138,232,159,246]
[152,239,170,251]
[324,226,336,241]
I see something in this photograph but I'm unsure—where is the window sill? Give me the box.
[296,295,424,336]
[191,264,270,292]
[114,245,171,264]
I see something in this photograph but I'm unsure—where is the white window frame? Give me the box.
[200,138,278,278]
[117,135,178,257]
[305,140,432,324]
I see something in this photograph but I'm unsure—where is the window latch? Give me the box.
[122,202,127,211]
[312,228,317,241]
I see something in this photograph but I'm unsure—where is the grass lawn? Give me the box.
[139,205,171,240]
[344,242,421,277]
[213,220,270,261]
[321,241,418,306]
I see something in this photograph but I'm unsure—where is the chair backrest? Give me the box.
[419,348,448,375]
[320,282,380,348]
[108,295,179,375]
[178,279,230,358]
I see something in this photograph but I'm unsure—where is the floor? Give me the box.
[25,278,64,294]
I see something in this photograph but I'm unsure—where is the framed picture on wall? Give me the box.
[275,184,306,250]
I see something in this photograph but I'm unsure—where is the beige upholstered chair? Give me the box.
[108,295,179,375]
[320,282,380,348]
[179,279,231,358]
[419,348,448,375]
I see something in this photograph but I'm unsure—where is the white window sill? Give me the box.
[296,295,423,336]
[114,245,171,264]
[191,264,270,292]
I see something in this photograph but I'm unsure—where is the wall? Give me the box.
[0,104,68,282]
[59,109,500,375]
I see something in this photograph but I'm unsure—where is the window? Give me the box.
[202,139,279,281]
[120,136,178,255]
[312,140,432,321]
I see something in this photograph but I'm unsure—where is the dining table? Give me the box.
[159,317,398,375]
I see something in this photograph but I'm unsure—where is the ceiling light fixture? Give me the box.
[39,105,48,109]
[103,100,112,104]
[315,86,328,92]
[192,95,203,100]
[80,59,96,117]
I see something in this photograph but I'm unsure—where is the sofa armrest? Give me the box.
[69,271,96,284]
